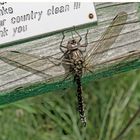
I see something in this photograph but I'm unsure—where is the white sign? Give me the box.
[0,2,97,45]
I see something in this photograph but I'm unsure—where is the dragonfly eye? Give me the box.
[71,40,76,44]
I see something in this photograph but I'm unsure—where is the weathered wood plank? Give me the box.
[0,2,140,104]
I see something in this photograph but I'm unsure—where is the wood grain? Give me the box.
[0,3,140,104]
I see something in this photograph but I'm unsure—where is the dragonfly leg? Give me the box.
[71,31,74,40]
[46,55,74,66]
[46,56,61,66]
[73,26,82,43]
[58,69,74,88]
[60,32,67,53]
[81,29,89,52]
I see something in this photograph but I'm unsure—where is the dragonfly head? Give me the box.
[67,39,79,50]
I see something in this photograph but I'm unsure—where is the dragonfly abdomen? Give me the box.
[74,75,86,127]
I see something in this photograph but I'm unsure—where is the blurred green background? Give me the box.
[0,70,140,140]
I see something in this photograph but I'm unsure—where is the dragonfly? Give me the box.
[0,12,128,126]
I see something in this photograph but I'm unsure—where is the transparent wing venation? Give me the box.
[85,12,128,65]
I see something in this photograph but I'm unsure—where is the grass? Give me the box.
[0,70,140,140]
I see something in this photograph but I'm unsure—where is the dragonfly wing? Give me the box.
[0,50,73,80]
[0,51,63,79]
[85,12,128,67]
[0,50,75,90]
[86,49,140,74]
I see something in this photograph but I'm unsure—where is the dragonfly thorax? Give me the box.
[72,59,83,76]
